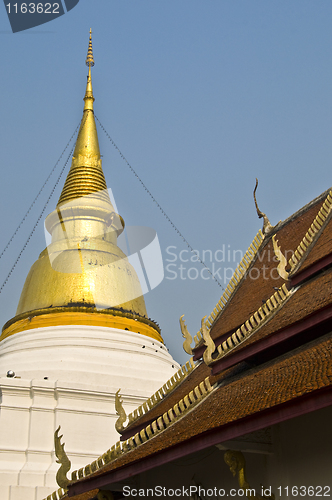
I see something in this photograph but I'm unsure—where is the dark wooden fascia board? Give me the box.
[210,303,332,375]
[291,252,332,287]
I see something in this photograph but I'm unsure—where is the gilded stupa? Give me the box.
[0,32,179,500]
[1,30,162,344]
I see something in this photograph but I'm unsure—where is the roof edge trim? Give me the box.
[203,283,294,366]
[288,189,332,275]
[195,229,264,345]
[118,357,196,433]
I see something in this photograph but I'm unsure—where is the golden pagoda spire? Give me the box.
[1,31,162,344]
[57,29,107,207]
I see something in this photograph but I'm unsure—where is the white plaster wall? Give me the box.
[0,325,180,500]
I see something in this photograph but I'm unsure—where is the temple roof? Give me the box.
[48,186,332,500]
[62,334,332,498]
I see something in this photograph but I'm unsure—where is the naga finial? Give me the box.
[201,316,215,365]
[115,389,127,433]
[272,234,289,280]
[180,315,193,355]
[86,28,95,67]
[54,426,71,490]
[224,450,275,500]
[253,179,273,235]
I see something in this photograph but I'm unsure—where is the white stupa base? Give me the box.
[0,325,180,500]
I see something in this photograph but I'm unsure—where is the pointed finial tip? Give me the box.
[86,28,95,67]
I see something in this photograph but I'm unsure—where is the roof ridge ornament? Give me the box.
[180,315,193,355]
[253,178,273,235]
[272,234,289,280]
[202,316,216,365]
[54,426,71,491]
[115,389,127,433]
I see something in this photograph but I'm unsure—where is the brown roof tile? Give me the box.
[121,359,236,438]
[121,361,210,436]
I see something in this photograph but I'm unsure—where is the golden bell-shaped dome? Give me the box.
[2,32,162,343]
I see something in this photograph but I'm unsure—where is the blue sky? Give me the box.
[0,1,332,364]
